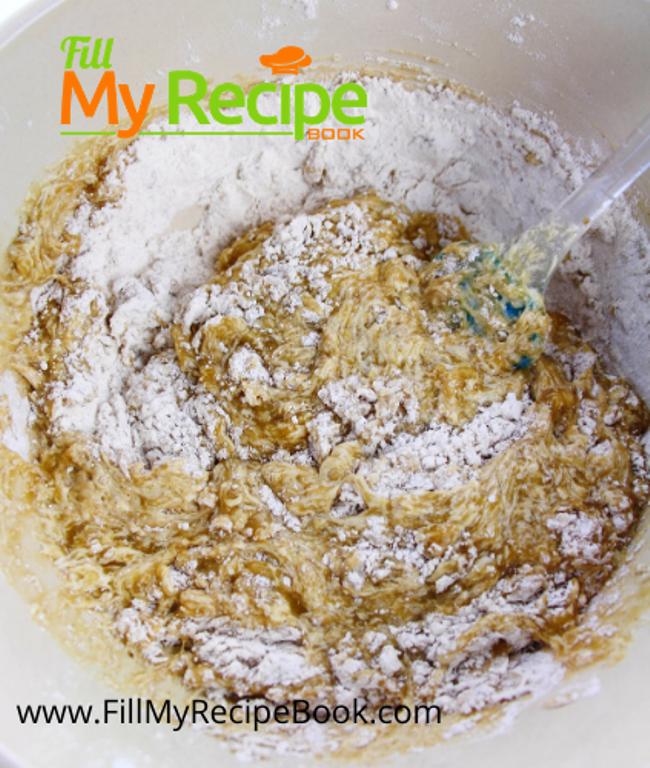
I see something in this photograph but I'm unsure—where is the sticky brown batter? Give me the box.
[2,188,649,742]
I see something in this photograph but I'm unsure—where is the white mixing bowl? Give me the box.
[0,1,649,766]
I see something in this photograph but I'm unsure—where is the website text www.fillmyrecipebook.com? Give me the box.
[17,697,442,731]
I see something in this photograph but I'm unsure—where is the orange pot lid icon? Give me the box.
[260,46,312,75]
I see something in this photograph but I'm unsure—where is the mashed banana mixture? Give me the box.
[6,190,650,710]
[1,76,650,755]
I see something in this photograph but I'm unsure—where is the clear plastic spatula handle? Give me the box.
[503,110,650,293]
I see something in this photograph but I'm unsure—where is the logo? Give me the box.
[60,38,366,141]
[260,46,312,75]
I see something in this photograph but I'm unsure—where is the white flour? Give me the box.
[357,392,532,497]
[0,370,32,461]
[35,73,611,473]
